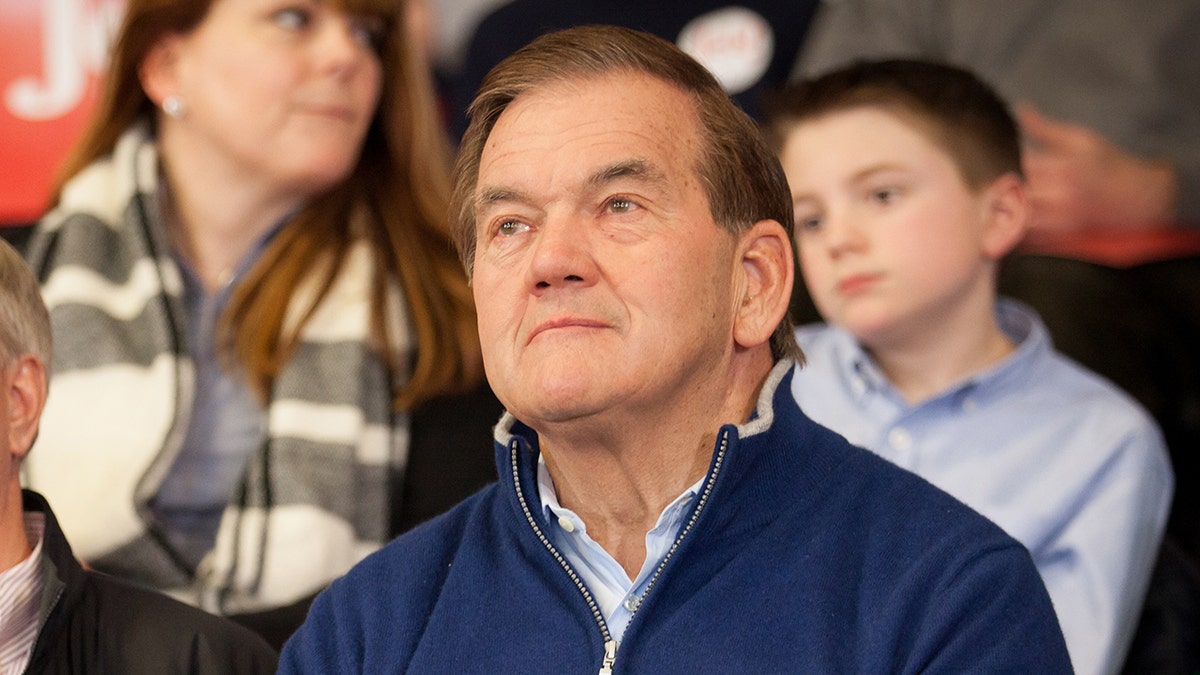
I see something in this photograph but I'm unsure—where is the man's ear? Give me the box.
[138,33,184,109]
[981,172,1029,259]
[6,356,47,461]
[733,219,795,350]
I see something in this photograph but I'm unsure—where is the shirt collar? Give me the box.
[536,454,704,538]
[829,298,1050,409]
[0,512,46,644]
[827,327,889,404]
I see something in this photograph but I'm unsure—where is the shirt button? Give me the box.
[557,515,575,533]
[623,596,639,612]
[888,427,913,451]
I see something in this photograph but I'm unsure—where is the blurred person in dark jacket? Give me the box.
[0,239,277,674]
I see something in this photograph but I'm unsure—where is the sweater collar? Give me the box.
[493,359,799,523]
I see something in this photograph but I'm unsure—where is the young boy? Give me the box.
[768,60,1173,675]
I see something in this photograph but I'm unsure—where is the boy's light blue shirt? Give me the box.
[791,298,1173,675]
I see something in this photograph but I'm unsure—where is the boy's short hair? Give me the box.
[766,59,1022,190]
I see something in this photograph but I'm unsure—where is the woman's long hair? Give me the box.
[51,0,482,408]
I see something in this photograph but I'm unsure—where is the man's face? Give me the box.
[471,71,741,430]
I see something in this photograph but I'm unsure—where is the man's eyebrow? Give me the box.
[475,159,670,211]
[475,187,531,210]
[585,159,669,192]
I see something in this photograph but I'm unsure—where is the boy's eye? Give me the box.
[870,187,900,204]
[797,214,823,231]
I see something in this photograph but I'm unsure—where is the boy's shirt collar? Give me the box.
[829,298,1048,411]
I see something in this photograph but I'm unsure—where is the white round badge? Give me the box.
[677,7,774,95]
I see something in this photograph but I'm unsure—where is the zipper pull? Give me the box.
[598,639,618,675]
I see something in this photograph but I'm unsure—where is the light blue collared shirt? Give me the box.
[537,456,704,643]
[790,298,1173,675]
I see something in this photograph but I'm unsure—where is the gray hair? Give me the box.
[0,240,52,368]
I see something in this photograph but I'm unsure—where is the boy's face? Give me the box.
[778,107,1015,349]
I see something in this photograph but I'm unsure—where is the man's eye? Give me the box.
[497,220,527,236]
[606,198,635,213]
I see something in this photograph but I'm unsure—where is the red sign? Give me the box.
[0,0,124,223]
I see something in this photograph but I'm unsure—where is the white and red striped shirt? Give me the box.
[0,513,45,675]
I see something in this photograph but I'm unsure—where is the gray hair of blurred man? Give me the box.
[0,240,52,369]
[450,24,802,363]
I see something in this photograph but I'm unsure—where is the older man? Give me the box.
[0,239,277,673]
[280,25,1070,673]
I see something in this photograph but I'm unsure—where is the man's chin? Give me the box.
[516,402,598,427]
[508,389,610,429]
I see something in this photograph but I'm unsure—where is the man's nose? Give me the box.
[527,213,598,290]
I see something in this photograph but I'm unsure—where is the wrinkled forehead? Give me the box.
[478,72,704,186]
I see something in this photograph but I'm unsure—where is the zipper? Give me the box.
[621,429,729,634]
[509,428,732,674]
[598,639,618,675]
[510,440,615,663]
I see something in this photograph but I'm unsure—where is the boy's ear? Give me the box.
[980,172,1028,259]
[733,219,794,351]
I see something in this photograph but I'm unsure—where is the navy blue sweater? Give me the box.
[281,365,1071,673]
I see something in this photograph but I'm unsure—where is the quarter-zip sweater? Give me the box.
[280,361,1071,673]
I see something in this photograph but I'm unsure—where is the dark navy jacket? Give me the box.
[281,363,1071,673]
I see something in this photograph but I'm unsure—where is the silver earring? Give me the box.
[162,95,186,118]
